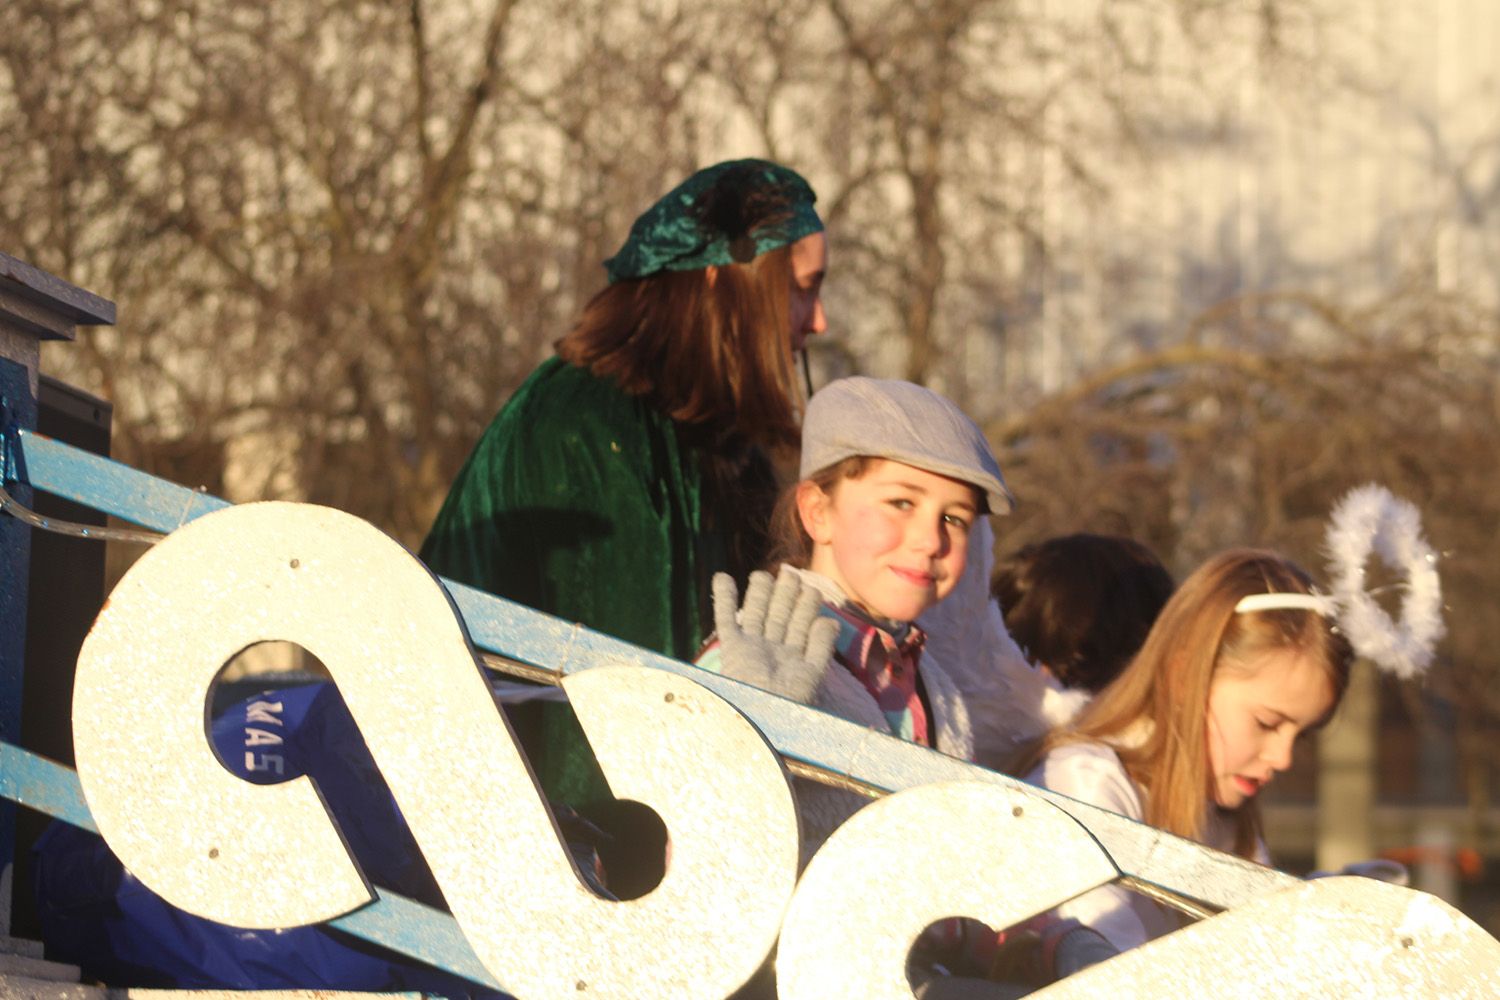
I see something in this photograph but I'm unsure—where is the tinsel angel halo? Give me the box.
[1233,484,1445,680]
[1322,484,1444,680]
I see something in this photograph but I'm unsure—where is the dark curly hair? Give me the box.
[992,533,1174,693]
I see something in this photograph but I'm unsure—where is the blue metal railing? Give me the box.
[0,427,1294,989]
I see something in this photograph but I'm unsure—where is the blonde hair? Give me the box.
[1018,548,1353,857]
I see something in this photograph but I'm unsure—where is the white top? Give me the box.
[1025,741,1262,953]
[915,519,1091,770]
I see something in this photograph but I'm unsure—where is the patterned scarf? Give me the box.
[821,603,931,747]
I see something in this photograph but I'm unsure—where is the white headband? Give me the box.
[1232,485,1444,680]
[1233,592,1336,616]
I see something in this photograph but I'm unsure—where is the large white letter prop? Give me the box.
[1033,876,1500,997]
[529,666,801,997]
[778,781,1118,1000]
[74,504,378,926]
[73,502,801,997]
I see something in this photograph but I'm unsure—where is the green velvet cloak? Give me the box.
[419,357,727,810]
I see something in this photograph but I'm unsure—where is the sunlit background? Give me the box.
[5,0,1499,933]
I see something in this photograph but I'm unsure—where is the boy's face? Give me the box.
[798,458,979,623]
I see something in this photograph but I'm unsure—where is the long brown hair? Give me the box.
[555,245,800,452]
[1018,548,1353,857]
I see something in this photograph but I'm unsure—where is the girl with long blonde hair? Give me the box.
[1018,548,1354,955]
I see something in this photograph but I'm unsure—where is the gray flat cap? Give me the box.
[800,376,1014,514]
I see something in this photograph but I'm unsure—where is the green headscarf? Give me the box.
[604,159,823,284]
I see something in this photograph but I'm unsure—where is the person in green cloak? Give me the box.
[419,159,827,884]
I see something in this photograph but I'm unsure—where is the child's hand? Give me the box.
[711,570,838,704]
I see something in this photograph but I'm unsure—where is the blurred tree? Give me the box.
[3,0,542,542]
[0,0,1349,539]
[789,0,1340,399]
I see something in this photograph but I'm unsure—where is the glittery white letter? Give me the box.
[73,501,800,997]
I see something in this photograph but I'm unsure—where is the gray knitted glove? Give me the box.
[711,569,839,704]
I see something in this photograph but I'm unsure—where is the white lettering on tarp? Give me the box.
[242,700,286,765]
[245,700,284,726]
[244,752,285,775]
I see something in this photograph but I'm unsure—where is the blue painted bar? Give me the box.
[344,889,506,991]
[2,252,117,937]
[16,429,229,533]
[0,741,506,992]
[1,363,38,931]
[0,743,94,832]
[9,429,1296,918]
